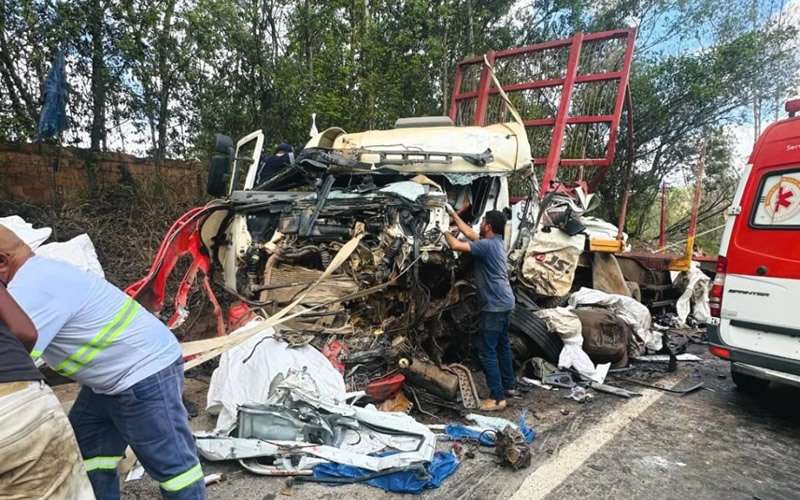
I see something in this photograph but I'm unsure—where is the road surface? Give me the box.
[109,343,800,499]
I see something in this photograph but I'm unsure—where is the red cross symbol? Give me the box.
[774,186,794,212]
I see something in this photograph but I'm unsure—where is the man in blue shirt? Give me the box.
[442,207,516,411]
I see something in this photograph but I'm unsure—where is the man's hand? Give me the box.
[446,204,480,242]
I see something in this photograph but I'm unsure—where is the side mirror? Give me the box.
[207,154,231,198]
[214,134,234,154]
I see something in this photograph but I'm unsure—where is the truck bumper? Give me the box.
[708,323,800,378]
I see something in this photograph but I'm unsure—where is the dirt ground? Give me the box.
[53,340,800,500]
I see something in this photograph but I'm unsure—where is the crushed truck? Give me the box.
[128,28,691,382]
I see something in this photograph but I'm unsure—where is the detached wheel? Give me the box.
[732,370,770,392]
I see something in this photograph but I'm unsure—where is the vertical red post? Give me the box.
[541,33,583,196]
[686,138,707,258]
[659,183,668,253]
[449,65,464,123]
[473,51,496,126]
[616,87,634,242]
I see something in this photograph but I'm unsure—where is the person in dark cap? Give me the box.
[255,143,293,186]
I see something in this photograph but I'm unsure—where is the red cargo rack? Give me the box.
[449,29,636,196]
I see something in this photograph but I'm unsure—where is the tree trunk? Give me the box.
[89,0,106,153]
[154,0,177,173]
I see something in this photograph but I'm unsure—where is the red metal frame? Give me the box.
[449,28,637,196]
[125,206,226,337]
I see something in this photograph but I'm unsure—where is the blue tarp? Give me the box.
[444,424,496,446]
[37,51,69,140]
[311,452,459,494]
[444,411,536,446]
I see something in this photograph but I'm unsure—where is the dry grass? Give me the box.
[0,177,204,290]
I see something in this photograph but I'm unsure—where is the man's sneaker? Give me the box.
[479,399,507,412]
[505,389,520,398]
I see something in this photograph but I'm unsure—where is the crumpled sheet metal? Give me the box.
[206,326,346,434]
[196,369,436,472]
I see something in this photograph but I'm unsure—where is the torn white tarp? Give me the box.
[207,321,346,433]
[675,262,711,326]
[0,216,104,277]
[535,307,607,384]
[569,287,663,356]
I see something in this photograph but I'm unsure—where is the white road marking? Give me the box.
[510,377,683,500]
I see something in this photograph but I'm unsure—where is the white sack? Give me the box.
[207,320,346,433]
[534,307,606,383]
[0,216,52,250]
[558,335,607,384]
[535,307,582,340]
[675,262,711,325]
[0,216,104,277]
[36,234,105,278]
[520,229,585,297]
[580,216,628,242]
[569,287,663,356]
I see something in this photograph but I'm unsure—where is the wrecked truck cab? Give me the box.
[189,119,546,361]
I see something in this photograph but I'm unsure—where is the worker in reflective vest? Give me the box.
[0,225,205,500]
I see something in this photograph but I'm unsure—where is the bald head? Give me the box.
[0,224,34,283]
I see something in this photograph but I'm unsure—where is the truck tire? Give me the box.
[535,294,570,309]
[510,291,563,363]
[731,370,770,392]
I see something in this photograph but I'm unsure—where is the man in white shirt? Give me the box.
[0,225,205,500]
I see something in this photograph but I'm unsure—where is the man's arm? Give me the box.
[0,282,37,351]
[443,230,472,253]
[446,205,479,242]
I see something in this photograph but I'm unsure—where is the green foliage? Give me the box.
[1,0,798,246]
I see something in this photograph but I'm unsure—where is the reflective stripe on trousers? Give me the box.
[84,456,123,472]
[53,297,139,376]
[159,463,204,492]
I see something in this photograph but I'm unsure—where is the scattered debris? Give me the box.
[204,473,224,486]
[633,353,702,363]
[495,426,532,470]
[614,377,704,395]
[564,385,594,404]
[378,392,413,413]
[591,383,641,399]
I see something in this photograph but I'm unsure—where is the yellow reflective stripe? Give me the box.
[84,456,123,472]
[159,463,203,492]
[53,297,133,372]
[30,350,42,359]
[55,298,139,377]
[60,301,139,377]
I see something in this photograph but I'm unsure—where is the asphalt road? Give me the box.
[113,343,800,500]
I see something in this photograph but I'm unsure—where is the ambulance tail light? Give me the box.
[710,255,727,318]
